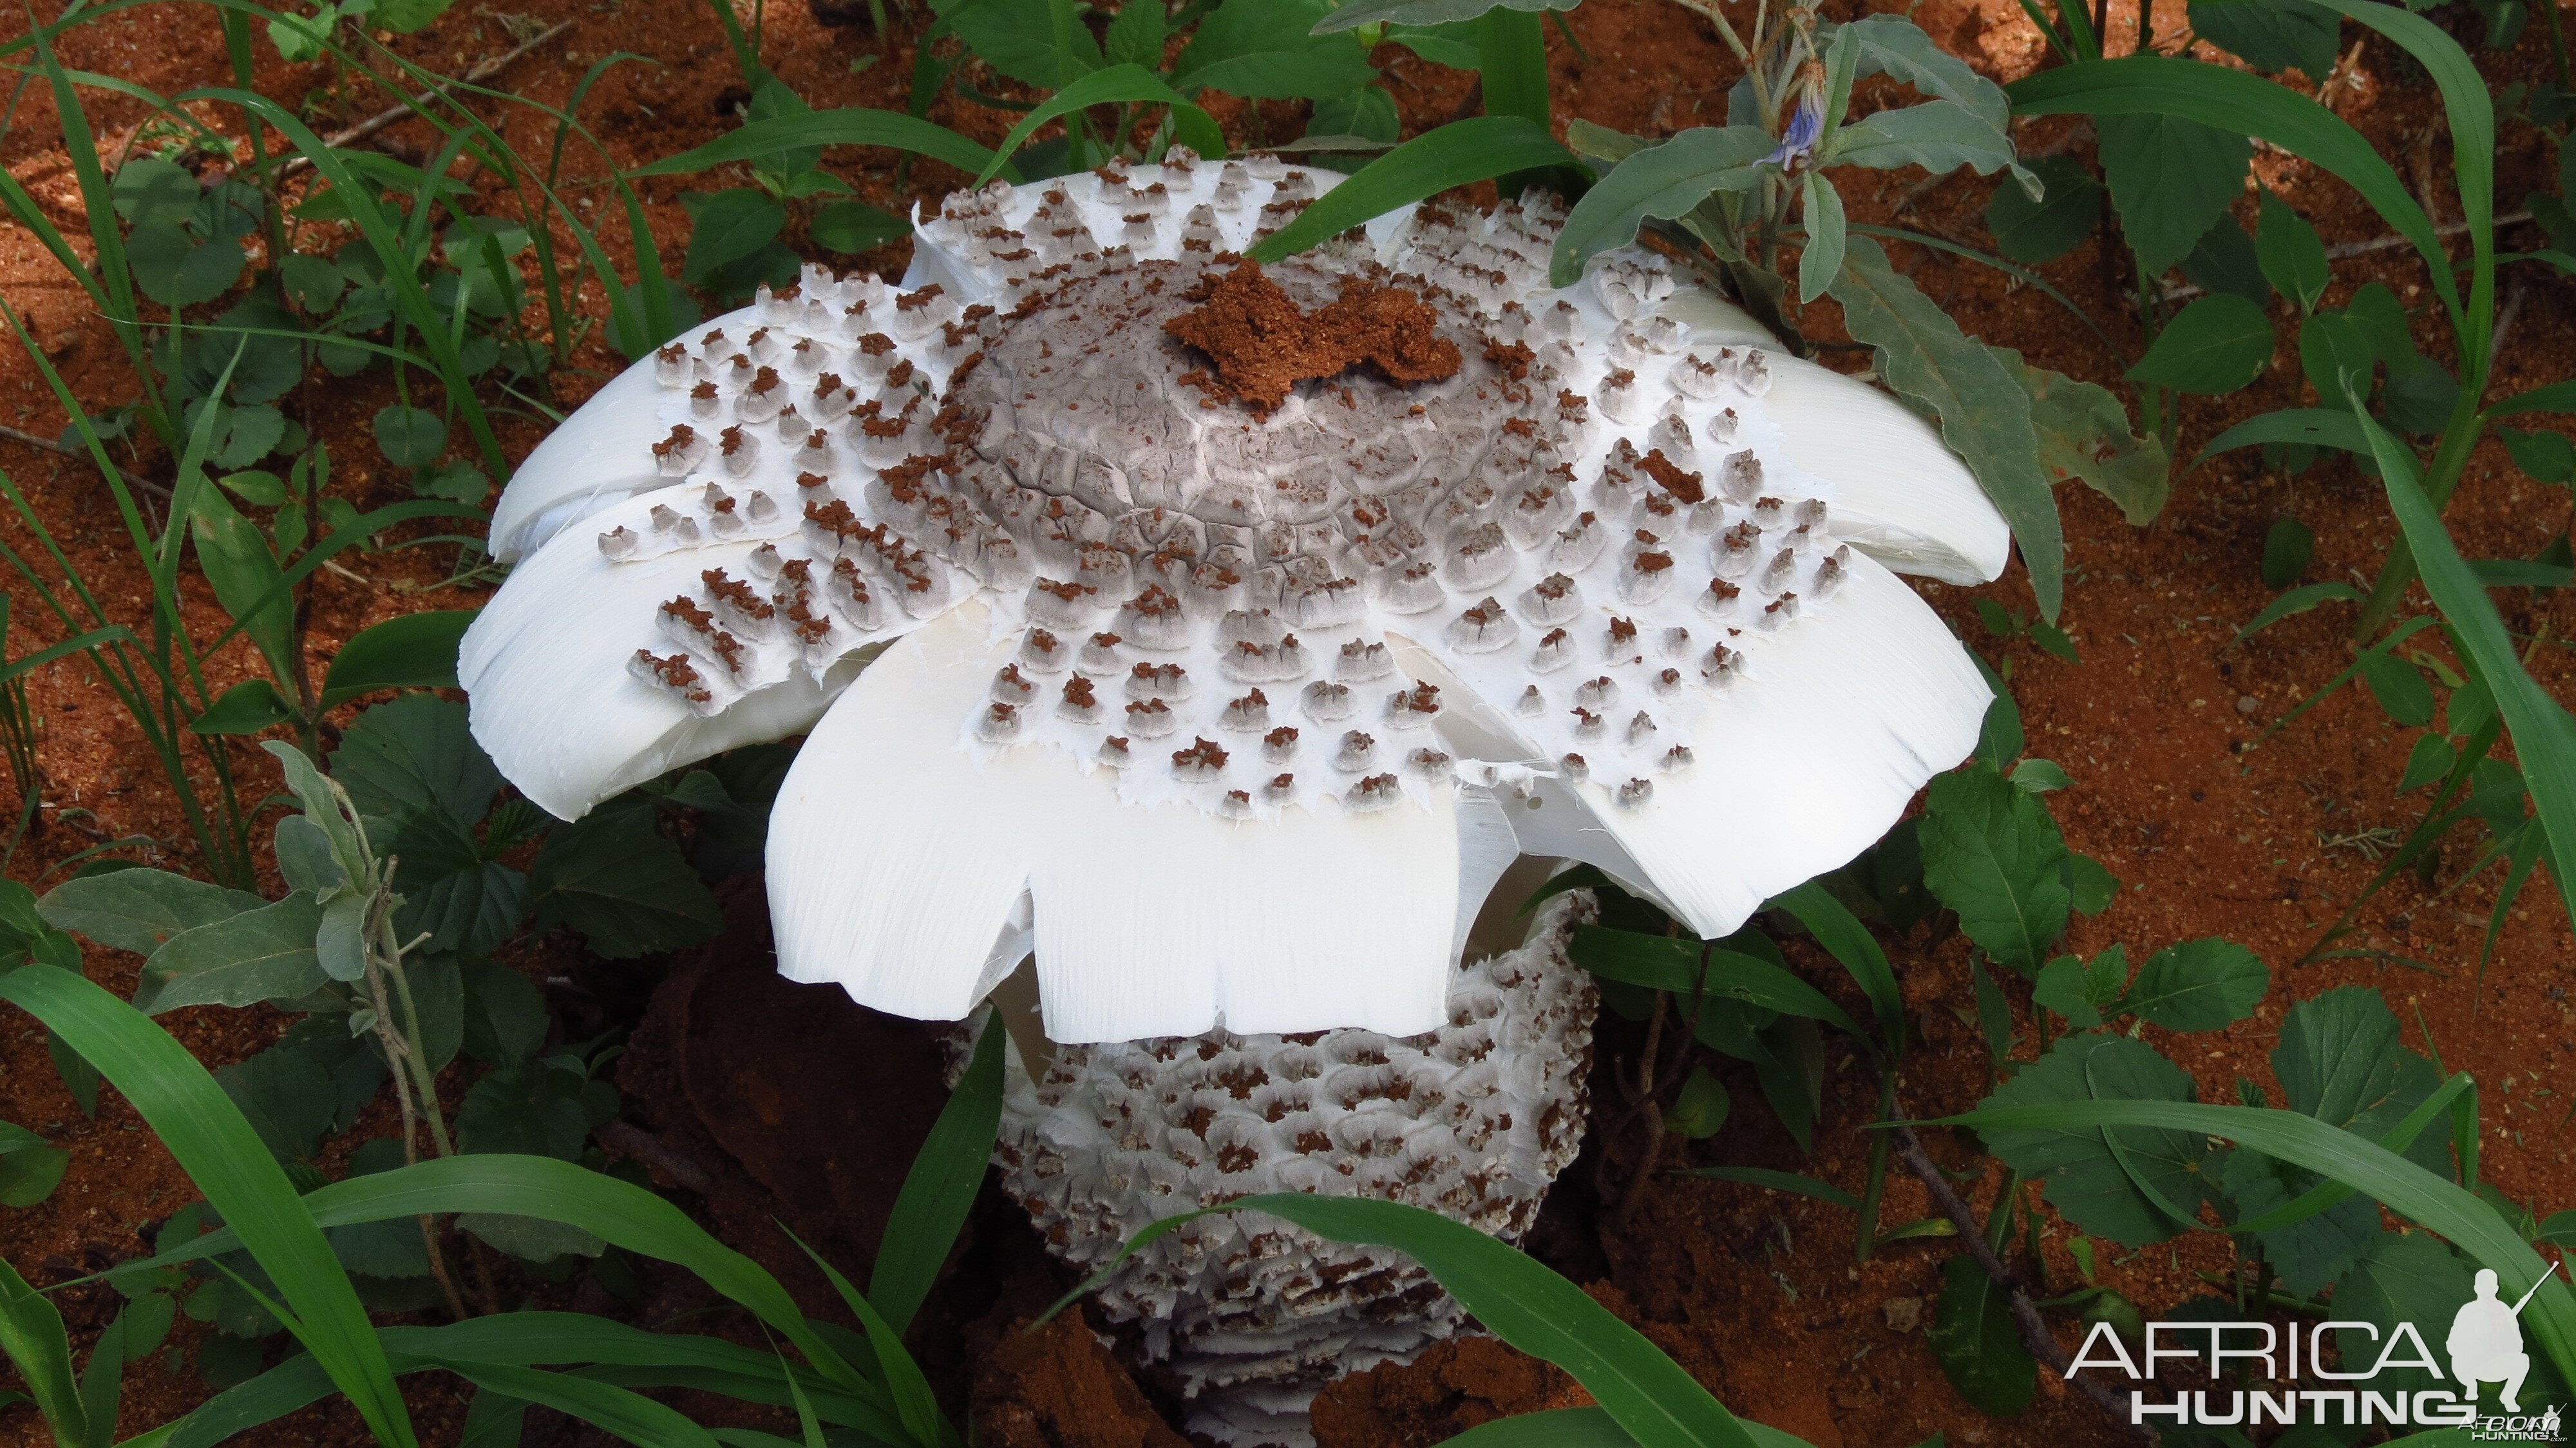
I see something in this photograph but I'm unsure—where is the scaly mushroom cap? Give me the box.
[462,151,2010,1043]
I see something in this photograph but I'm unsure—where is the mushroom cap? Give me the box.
[462,153,2009,1042]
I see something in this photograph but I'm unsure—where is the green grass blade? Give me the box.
[1044,1195,1760,1447]
[0,966,417,1448]
[1768,882,1901,1053]
[630,109,1010,184]
[1249,117,1575,263]
[159,1355,334,1448]
[1935,1098,2576,1384]
[781,1229,952,1448]
[124,1153,882,1410]
[0,627,138,686]
[424,1362,716,1448]
[2485,381,2576,420]
[1673,1167,1864,1211]
[2184,406,2370,475]
[1476,8,1550,130]
[0,1256,88,1446]
[870,1021,1003,1335]
[2355,398,2576,930]
[973,66,1220,188]
[1228,1196,1761,1448]
[2007,55,2458,327]
[1445,1407,1643,1446]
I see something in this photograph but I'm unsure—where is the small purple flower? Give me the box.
[1765,87,1826,169]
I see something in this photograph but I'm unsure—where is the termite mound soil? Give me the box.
[1164,260,1462,414]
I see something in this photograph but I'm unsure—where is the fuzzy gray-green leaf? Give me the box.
[1828,236,2061,619]
[37,871,265,958]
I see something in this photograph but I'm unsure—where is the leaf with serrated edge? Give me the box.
[1977,1033,2206,1247]
[2116,938,2266,1031]
[1918,768,2070,976]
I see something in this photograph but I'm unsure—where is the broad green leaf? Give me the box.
[2262,516,2315,587]
[191,678,295,735]
[2126,293,2273,394]
[2189,0,2342,78]
[2114,938,2266,1031]
[319,611,471,705]
[1256,116,1574,265]
[1571,928,1864,1039]
[1173,0,1375,100]
[1310,0,1577,31]
[808,202,905,255]
[2009,53,2459,324]
[871,1022,1005,1336]
[2299,307,2378,402]
[1934,1097,2576,1383]
[1797,173,1845,303]
[110,155,197,229]
[1547,126,1775,286]
[1665,1069,1729,1138]
[947,0,1101,90]
[189,486,294,683]
[2360,652,2434,727]
[681,189,788,285]
[1926,1255,2034,1416]
[2179,218,2269,305]
[127,222,245,307]
[328,694,501,828]
[1917,767,2069,976]
[2331,1232,2475,1400]
[370,405,446,470]
[2002,350,2170,525]
[370,0,453,32]
[1104,0,1165,66]
[38,870,265,956]
[1830,237,2060,618]
[1984,153,2100,265]
[0,1123,68,1208]
[2256,190,2330,311]
[1976,1033,2206,1246]
[2222,985,2447,1294]
[135,894,328,1015]
[526,807,721,959]
[0,967,419,1447]
[2092,112,2251,276]
[2032,955,2103,1028]
[218,1043,338,1163]
[629,109,1009,186]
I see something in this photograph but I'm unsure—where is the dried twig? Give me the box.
[277,19,576,177]
[598,1119,717,1196]
[2156,211,2535,305]
[1889,1120,2158,1443]
[0,422,170,499]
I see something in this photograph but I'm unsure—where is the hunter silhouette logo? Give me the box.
[2064,1262,2569,1440]
[2452,1268,2544,1414]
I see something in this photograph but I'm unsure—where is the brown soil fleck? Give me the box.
[1312,1337,1590,1445]
[968,1306,1193,1448]
[1163,260,1461,414]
